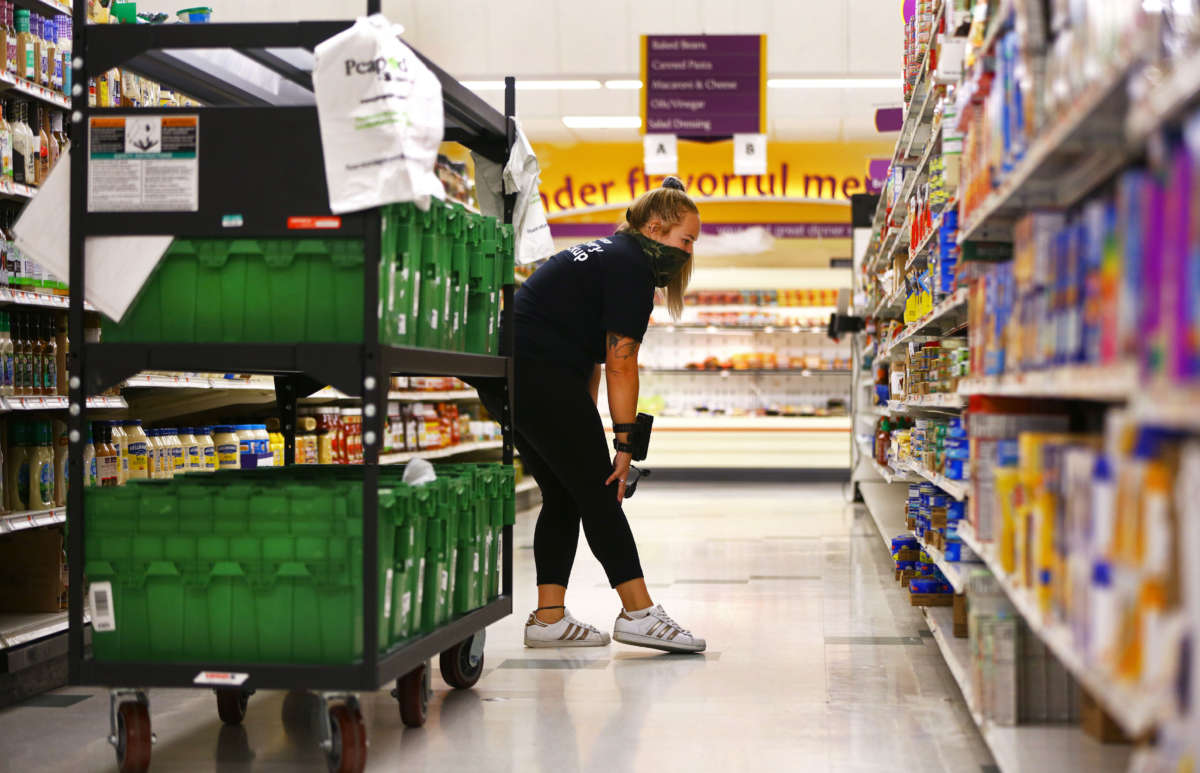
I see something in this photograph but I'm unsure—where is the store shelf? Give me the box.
[957,522,1162,740]
[0,611,83,651]
[0,286,96,310]
[923,603,1132,773]
[859,480,912,552]
[648,324,828,334]
[0,70,71,109]
[2,395,126,411]
[896,460,969,500]
[18,0,72,18]
[958,50,1140,244]
[889,393,966,412]
[387,389,479,401]
[1127,46,1200,145]
[643,368,851,376]
[914,533,977,593]
[905,213,943,271]
[882,287,969,358]
[867,455,915,484]
[606,415,850,432]
[0,506,65,534]
[957,361,1138,402]
[378,439,503,464]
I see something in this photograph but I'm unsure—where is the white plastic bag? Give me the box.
[312,15,445,214]
[503,119,556,264]
[402,457,437,487]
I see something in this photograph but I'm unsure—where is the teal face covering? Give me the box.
[627,230,690,287]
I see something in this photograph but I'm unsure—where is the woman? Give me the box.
[480,177,705,653]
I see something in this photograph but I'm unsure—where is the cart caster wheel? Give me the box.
[393,661,431,728]
[215,688,250,725]
[115,701,152,773]
[440,632,485,689]
[326,704,367,773]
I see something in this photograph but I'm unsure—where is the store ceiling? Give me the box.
[396,0,904,144]
[173,0,904,146]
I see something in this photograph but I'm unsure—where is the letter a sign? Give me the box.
[733,133,767,176]
[643,133,677,175]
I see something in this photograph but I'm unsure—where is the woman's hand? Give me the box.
[606,450,634,504]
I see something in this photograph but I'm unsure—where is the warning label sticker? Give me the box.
[88,115,199,212]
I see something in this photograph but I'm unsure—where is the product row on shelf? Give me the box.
[684,289,841,307]
[639,328,850,372]
[613,371,850,419]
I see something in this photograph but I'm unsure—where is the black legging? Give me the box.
[476,358,644,588]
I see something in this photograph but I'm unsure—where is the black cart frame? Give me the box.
[65,2,518,694]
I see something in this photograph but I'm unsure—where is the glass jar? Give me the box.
[315,408,338,465]
[340,407,362,464]
[296,416,318,464]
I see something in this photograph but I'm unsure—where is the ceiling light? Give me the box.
[461,79,603,92]
[605,79,643,90]
[767,78,902,89]
[562,115,641,129]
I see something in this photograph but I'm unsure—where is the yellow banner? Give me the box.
[531,140,891,223]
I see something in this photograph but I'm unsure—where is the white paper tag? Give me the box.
[88,582,117,632]
[473,550,479,572]
[194,671,250,686]
[384,568,394,619]
[440,568,449,593]
[401,590,412,621]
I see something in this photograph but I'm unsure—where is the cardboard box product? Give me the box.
[953,592,968,638]
[910,591,954,607]
[0,528,65,613]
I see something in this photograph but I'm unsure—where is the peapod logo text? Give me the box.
[343,56,408,79]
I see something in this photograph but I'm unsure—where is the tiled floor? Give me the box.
[0,482,995,772]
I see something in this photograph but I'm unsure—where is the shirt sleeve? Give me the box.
[600,245,654,342]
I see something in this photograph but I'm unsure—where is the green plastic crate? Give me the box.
[85,475,397,664]
[381,204,423,347]
[103,239,366,343]
[416,201,449,349]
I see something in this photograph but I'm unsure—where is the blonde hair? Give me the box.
[616,185,698,319]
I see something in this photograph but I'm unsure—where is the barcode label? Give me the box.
[194,671,250,686]
[88,582,116,632]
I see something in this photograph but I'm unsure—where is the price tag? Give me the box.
[88,582,117,632]
[193,671,250,687]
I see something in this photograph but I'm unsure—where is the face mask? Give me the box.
[627,231,690,287]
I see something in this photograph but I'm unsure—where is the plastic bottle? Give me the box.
[3,3,15,77]
[14,8,30,82]
[7,419,27,510]
[0,311,12,396]
[0,100,11,184]
[95,422,118,487]
[79,421,95,489]
[40,313,55,395]
[35,15,46,88]
[252,424,271,467]
[268,425,285,466]
[168,427,185,475]
[178,427,197,473]
[29,421,54,506]
[52,418,66,506]
[235,424,256,469]
[195,426,215,472]
[213,425,240,471]
[124,419,148,480]
[57,15,69,97]
[109,420,128,484]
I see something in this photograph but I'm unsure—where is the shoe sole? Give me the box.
[524,637,610,648]
[613,631,706,654]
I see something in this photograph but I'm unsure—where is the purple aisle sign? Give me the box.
[875,107,903,132]
[549,222,853,240]
[868,159,891,194]
[642,35,765,139]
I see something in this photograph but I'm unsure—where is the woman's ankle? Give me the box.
[535,607,565,624]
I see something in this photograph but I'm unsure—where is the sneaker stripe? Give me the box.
[647,621,660,637]
[559,623,575,641]
[573,627,588,641]
[666,628,680,641]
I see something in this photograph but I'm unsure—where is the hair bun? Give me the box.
[661,176,686,191]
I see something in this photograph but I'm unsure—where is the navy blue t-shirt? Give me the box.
[514,233,654,377]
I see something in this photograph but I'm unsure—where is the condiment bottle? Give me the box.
[168,427,184,475]
[52,419,66,505]
[28,311,42,395]
[0,100,11,183]
[4,3,16,77]
[109,419,128,484]
[57,15,70,97]
[0,311,12,396]
[36,106,50,183]
[29,421,54,506]
[41,313,55,395]
[212,425,240,471]
[44,17,55,91]
[123,419,148,480]
[12,312,25,395]
[96,423,118,487]
[10,101,28,186]
[6,419,27,510]
[82,421,96,489]
[195,426,215,472]
[34,16,46,88]
[13,8,29,81]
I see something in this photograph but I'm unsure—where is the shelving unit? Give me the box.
[957,522,1163,739]
[0,506,65,534]
[847,3,1197,766]
[58,6,519,769]
[378,439,503,465]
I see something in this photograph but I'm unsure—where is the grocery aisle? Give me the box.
[0,482,996,773]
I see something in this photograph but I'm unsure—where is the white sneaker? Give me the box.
[612,605,706,653]
[524,609,611,648]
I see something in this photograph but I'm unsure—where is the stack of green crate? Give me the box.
[84,463,514,663]
[102,201,511,355]
[84,474,397,664]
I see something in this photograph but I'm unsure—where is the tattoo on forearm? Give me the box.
[606,333,637,360]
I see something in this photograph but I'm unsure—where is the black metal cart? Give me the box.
[65,5,517,771]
